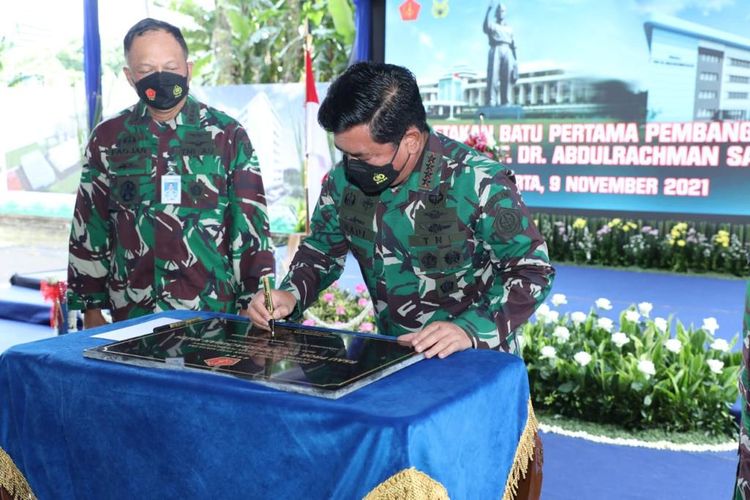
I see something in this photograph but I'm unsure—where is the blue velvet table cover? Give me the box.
[0,311,531,500]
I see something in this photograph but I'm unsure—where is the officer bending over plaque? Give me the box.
[68,18,273,328]
[250,61,553,359]
[249,62,553,497]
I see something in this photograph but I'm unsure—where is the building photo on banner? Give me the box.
[1,0,750,499]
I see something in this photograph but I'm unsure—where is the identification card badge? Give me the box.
[161,174,182,204]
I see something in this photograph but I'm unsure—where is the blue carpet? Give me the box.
[542,431,736,500]
[551,264,746,346]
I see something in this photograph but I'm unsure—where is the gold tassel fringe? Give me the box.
[502,399,539,500]
[364,467,449,500]
[0,447,36,500]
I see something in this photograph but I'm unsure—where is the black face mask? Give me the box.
[134,71,189,110]
[344,141,404,195]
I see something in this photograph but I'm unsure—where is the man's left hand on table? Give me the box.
[398,321,473,359]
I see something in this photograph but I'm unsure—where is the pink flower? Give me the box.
[358,322,374,332]
[336,305,346,315]
[465,132,488,151]
[358,298,369,308]
[302,319,316,326]
[355,284,368,294]
[323,293,335,303]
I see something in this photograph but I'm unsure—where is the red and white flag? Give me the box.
[304,45,332,226]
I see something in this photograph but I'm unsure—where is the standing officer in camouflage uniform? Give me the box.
[68,18,273,328]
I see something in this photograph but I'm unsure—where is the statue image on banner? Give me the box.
[484,0,518,107]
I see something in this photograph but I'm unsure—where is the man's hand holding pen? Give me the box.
[262,277,275,336]
[248,280,297,332]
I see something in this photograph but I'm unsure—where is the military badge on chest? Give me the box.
[493,207,522,241]
[339,186,377,241]
[175,130,217,157]
[110,175,143,207]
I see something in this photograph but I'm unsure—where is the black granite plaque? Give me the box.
[83,317,423,399]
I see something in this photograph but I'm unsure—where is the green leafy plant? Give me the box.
[522,296,741,438]
[162,0,354,84]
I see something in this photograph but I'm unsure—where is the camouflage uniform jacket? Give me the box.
[67,96,274,322]
[279,130,554,353]
[736,281,750,498]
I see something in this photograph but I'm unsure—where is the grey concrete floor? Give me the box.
[0,216,70,285]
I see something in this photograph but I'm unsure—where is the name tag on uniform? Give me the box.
[161,174,182,204]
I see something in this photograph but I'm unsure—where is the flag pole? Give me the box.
[303,20,312,236]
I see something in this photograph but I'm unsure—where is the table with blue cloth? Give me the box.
[0,311,535,500]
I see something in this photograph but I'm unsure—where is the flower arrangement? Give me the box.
[40,279,69,333]
[303,282,376,333]
[522,295,740,439]
[537,214,750,276]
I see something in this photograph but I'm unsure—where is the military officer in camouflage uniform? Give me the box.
[249,62,551,498]
[248,61,553,359]
[68,18,273,328]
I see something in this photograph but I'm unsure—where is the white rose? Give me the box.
[638,302,653,317]
[707,359,724,374]
[664,338,682,354]
[545,310,560,323]
[535,303,551,321]
[611,331,630,348]
[595,298,613,310]
[574,351,592,367]
[571,311,588,325]
[654,317,668,333]
[551,293,568,306]
[596,317,614,333]
[702,317,719,335]
[541,345,557,359]
[710,338,730,353]
[638,359,656,378]
[625,310,641,323]
[553,326,570,342]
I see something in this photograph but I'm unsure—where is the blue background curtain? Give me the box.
[83,0,102,133]
[351,0,371,63]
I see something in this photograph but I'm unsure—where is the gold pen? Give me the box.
[262,276,275,337]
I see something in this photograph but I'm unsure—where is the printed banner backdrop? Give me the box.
[194,83,333,234]
[385,0,750,218]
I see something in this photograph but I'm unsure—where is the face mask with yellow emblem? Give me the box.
[343,141,404,195]
[135,71,188,111]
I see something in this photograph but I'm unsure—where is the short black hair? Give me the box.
[318,62,428,145]
[123,18,188,59]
